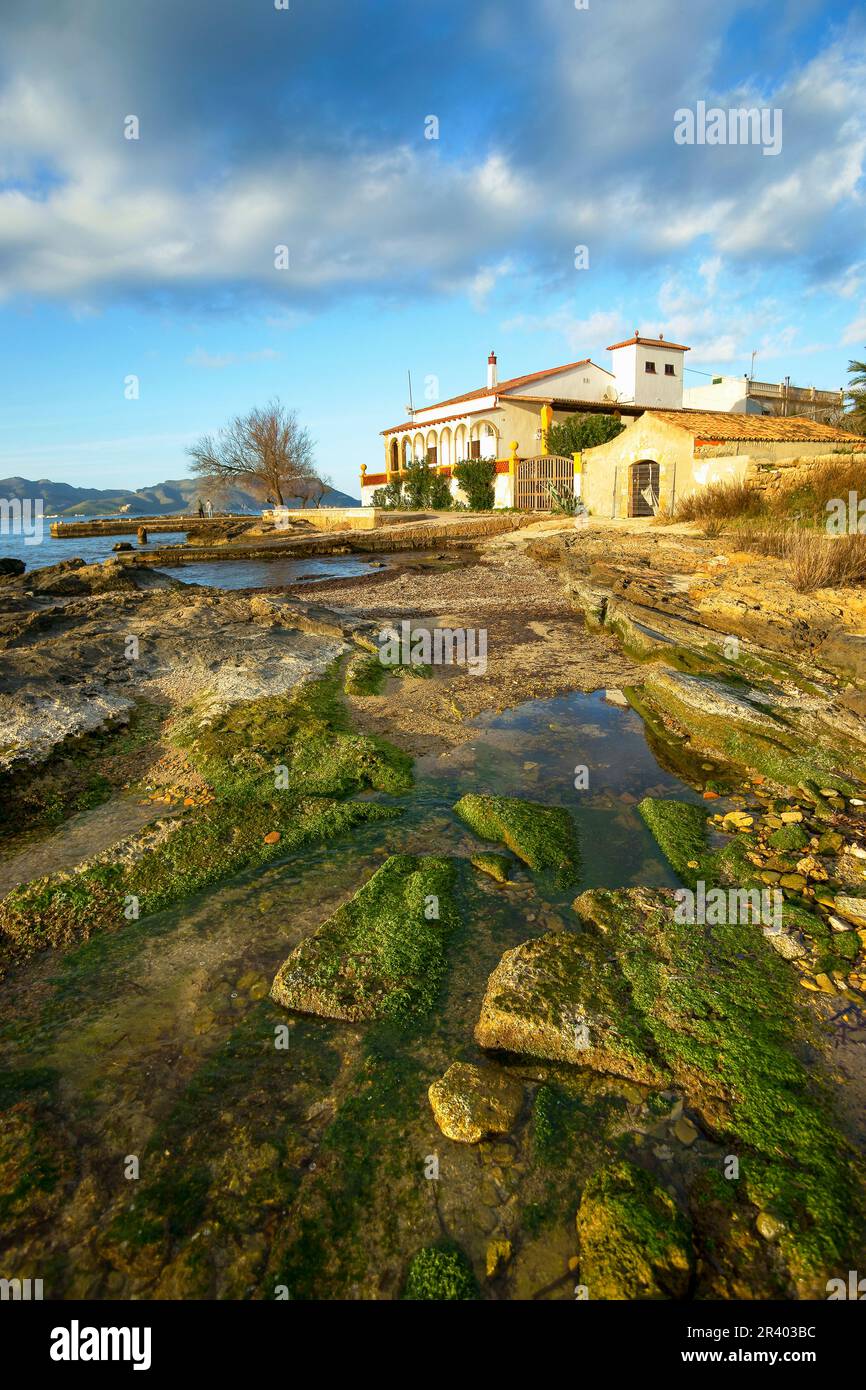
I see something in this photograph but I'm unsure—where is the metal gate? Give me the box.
[515,455,575,511]
[630,460,660,517]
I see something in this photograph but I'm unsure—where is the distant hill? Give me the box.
[0,476,360,517]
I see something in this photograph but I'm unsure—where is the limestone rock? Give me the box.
[474,932,666,1085]
[832,895,866,927]
[454,793,581,888]
[470,852,513,884]
[428,1061,523,1143]
[271,855,458,1023]
[577,1159,693,1300]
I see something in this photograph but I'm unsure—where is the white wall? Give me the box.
[683,377,764,414]
[611,342,685,408]
[507,361,615,401]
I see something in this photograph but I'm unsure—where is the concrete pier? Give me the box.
[49,515,253,538]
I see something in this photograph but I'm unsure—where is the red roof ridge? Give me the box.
[606,334,690,353]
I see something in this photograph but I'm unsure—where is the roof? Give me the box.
[643,409,854,443]
[381,408,491,435]
[383,364,619,433]
[606,334,690,353]
[380,353,617,428]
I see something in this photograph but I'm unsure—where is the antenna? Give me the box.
[406,370,415,419]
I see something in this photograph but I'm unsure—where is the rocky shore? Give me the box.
[1,513,865,1301]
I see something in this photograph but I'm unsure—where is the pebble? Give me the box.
[673,1116,698,1146]
[756,1212,784,1241]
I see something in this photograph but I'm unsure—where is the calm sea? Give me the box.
[0,517,371,589]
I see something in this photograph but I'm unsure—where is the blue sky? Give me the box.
[0,0,864,496]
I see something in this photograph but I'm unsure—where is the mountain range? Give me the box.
[0,476,359,517]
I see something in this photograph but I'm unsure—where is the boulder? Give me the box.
[428,1061,523,1143]
[0,557,25,577]
[271,855,458,1023]
[577,1159,693,1299]
[474,931,666,1084]
[454,793,580,888]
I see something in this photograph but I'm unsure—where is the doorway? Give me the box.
[630,460,660,516]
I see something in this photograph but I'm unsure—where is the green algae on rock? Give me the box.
[0,671,412,973]
[637,798,709,888]
[577,1159,693,1300]
[573,887,865,1290]
[640,667,861,796]
[474,932,667,1085]
[428,1060,524,1143]
[402,1244,478,1300]
[271,854,458,1023]
[470,851,513,884]
[454,793,580,888]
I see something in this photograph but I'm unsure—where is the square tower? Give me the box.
[607,333,689,408]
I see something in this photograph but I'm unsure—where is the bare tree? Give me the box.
[292,473,332,508]
[187,400,317,507]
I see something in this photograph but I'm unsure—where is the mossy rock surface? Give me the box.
[577,1159,693,1300]
[402,1244,478,1300]
[271,854,458,1023]
[470,851,513,884]
[475,931,667,1085]
[572,887,865,1288]
[454,794,580,888]
[768,823,810,853]
[637,797,708,887]
[0,671,410,972]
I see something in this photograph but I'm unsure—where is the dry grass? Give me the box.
[767,456,866,521]
[730,520,866,590]
[673,480,761,523]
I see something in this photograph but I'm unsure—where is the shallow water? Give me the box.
[156,553,375,589]
[0,685,709,1299]
[1,527,188,571]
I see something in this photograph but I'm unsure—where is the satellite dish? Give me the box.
[602,385,618,402]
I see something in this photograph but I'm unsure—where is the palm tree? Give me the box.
[846,353,866,432]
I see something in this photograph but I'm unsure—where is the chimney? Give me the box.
[487,350,498,390]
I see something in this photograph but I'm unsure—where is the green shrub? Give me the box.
[547,412,624,456]
[427,472,453,509]
[453,458,496,510]
[403,1244,478,1300]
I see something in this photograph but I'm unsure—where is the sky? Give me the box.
[0,0,864,497]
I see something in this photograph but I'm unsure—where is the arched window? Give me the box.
[470,419,499,460]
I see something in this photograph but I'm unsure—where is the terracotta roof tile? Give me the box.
[606,335,691,352]
[645,409,854,443]
[381,358,612,433]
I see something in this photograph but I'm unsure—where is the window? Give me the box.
[645,361,656,374]
[470,439,481,459]
[664,364,675,377]
[427,445,437,465]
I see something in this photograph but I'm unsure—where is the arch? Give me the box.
[453,424,468,463]
[402,436,412,468]
[426,429,438,465]
[413,432,425,462]
[439,427,452,468]
[470,418,499,460]
[390,439,399,472]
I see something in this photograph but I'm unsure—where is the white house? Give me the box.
[362,342,676,506]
